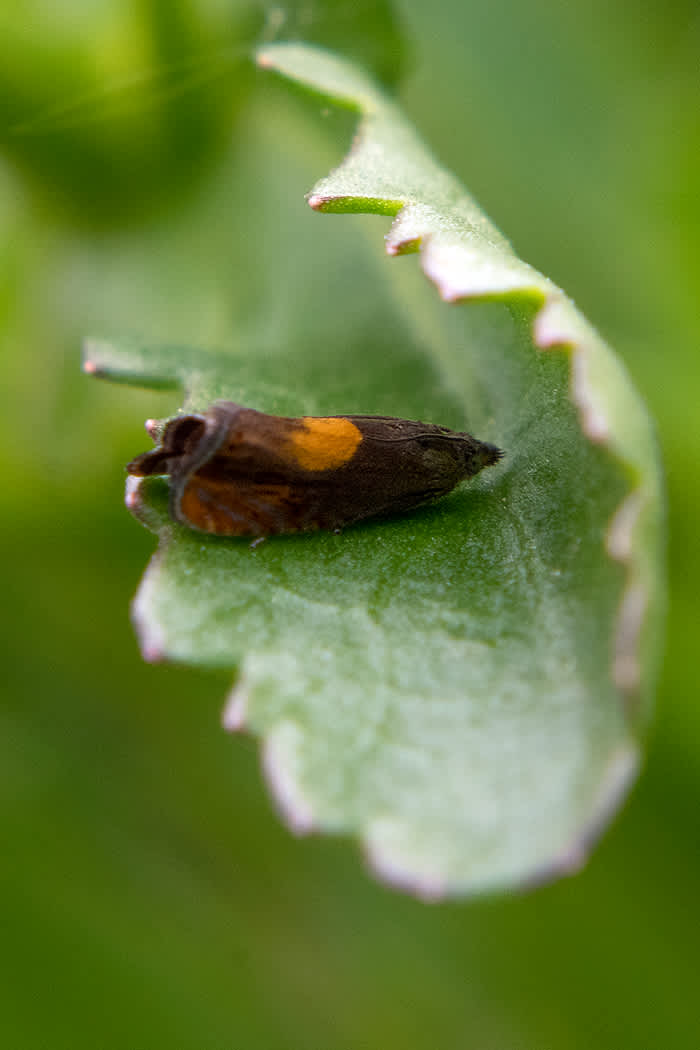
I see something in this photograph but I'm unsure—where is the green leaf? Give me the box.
[87,43,664,897]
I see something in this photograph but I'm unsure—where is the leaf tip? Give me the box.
[141,639,167,664]
[124,475,142,511]
[527,743,639,890]
[82,338,107,377]
[534,297,613,443]
[571,349,611,444]
[606,490,649,696]
[611,582,648,696]
[221,678,249,733]
[81,337,111,377]
[386,235,421,257]
[262,722,317,835]
[364,824,448,901]
[132,583,169,664]
[255,48,275,71]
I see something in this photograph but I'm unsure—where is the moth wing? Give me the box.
[176,474,329,536]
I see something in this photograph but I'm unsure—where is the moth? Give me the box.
[126,401,503,536]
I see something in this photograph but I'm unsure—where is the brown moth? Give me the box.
[127,401,503,536]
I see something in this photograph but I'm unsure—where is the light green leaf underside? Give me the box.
[88,43,663,896]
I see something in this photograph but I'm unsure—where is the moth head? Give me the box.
[127,415,207,477]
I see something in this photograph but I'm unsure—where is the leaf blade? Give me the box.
[90,43,664,895]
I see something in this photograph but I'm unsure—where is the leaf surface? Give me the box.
[87,44,664,895]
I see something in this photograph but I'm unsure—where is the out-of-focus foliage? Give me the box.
[1,2,697,1048]
[0,0,404,226]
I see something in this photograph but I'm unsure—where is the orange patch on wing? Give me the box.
[287,417,362,471]
[179,476,300,535]
[179,479,236,534]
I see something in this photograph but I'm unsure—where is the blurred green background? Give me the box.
[1,2,697,1048]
